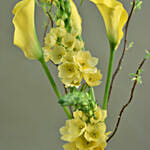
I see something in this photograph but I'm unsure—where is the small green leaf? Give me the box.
[129,73,138,77]
[132,0,143,11]
[126,42,134,51]
[130,69,143,84]
[145,50,150,60]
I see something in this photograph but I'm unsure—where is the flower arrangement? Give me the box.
[12,0,149,149]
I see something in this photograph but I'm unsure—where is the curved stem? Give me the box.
[39,57,72,119]
[102,48,115,109]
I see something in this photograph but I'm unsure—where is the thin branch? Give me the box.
[107,57,147,143]
[46,11,54,28]
[107,0,136,105]
[43,19,50,46]
[42,0,54,45]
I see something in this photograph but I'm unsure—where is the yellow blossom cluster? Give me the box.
[43,19,102,87]
[60,107,110,150]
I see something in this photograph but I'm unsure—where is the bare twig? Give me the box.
[107,57,147,143]
[42,0,54,45]
[46,11,54,28]
[107,0,136,105]
[43,19,50,46]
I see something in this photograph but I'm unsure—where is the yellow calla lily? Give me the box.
[12,0,42,59]
[90,0,128,50]
[70,0,82,36]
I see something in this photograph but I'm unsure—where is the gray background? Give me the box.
[0,0,150,150]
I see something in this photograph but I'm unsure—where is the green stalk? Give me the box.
[89,87,96,102]
[102,47,115,110]
[39,57,72,119]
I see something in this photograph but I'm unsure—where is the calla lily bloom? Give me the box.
[90,0,128,50]
[70,0,82,35]
[12,0,42,59]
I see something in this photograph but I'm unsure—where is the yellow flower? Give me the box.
[62,51,76,63]
[76,135,98,150]
[84,124,104,142]
[60,119,86,142]
[83,70,102,87]
[73,40,85,52]
[62,33,76,50]
[84,122,108,150]
[90,0,128,50]
[42,47,51,62]
[90,107,107,123]
[74,51,98,73]
[63,142,78,150]
[44,29,57,48]
[56,27,66,38]
[58,62,83,87]
[49,45,66,64]
[60,108,110,150]
[56,19,65,28]
[70,0,82,36]
[62,72,83,87]
[58,63,78,78]
[92,141,107,150]
[12,0,42,59]
[73,110,88,122]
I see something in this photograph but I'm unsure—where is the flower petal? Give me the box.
[12,0,42,59]
[90,0,128,50]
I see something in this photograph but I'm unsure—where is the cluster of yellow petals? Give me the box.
[42,0,103,87]
[60,107,110,150]
[43,19,102,87]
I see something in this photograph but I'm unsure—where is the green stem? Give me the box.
[89,87,96,102]
[39,57,72,119]
[102,48,115,110]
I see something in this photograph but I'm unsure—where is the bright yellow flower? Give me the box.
[92,141,107,150]
[56,27,66,38]
[44,29,57,49]
[56,19,65,28]
[60,108,110,150]
[62,51,76,63]
[74,51,98,73]
[74,40,85,52]
[76,135,98,150]
[83,70,102,87]
[73,110,88,122]
[42,47,51,62]
[62,72,83,87]
[58,62,83,87]
[70,0,82,36]
[60,119,86,142]
[58,63,79,78]
[62,33,76,50]
[63,142,78,150]
[90,0,128,50]
[84,123,105,142]
[84,123,107,150]
[49,45,66,64]
[90,107,107,123]
[12,0,42,59]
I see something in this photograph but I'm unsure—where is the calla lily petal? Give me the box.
[90,0,128,50]
[70,0,82,35]
[12,0,42,59]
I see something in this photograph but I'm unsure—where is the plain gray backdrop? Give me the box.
[0,0,150,150]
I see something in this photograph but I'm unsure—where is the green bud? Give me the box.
[64,0,71,14]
